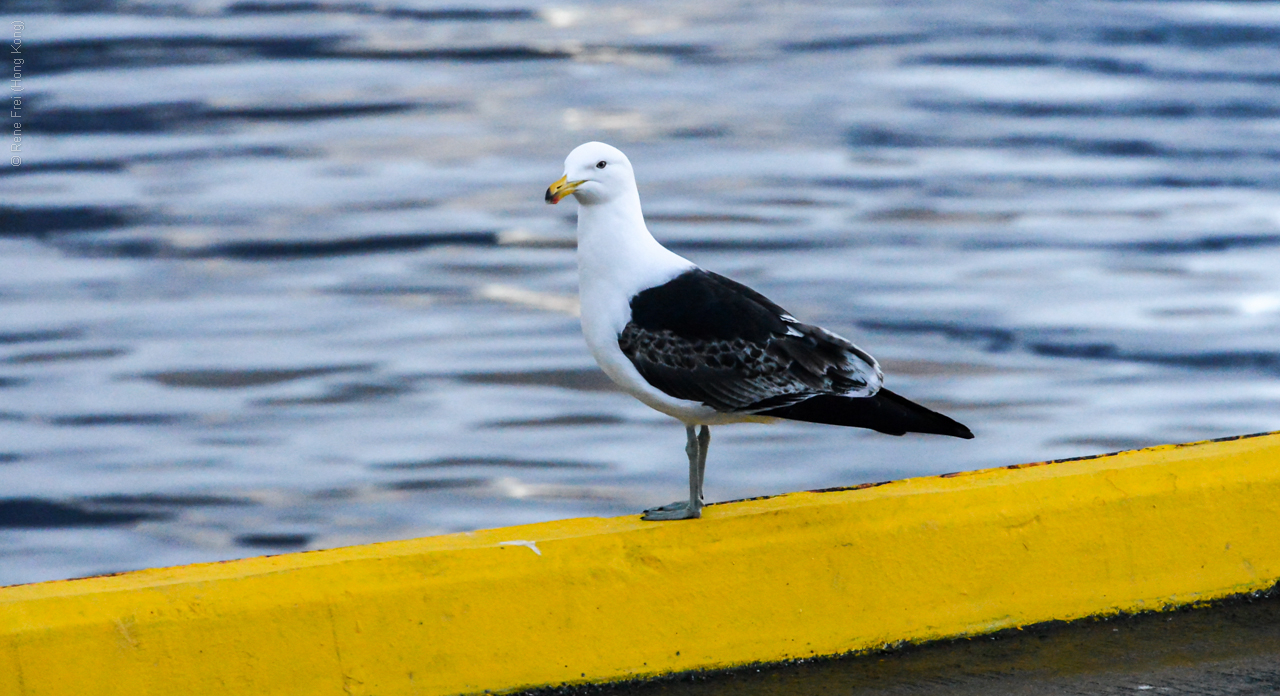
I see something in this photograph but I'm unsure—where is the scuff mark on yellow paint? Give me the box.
[499,540,543,556]
[113,616,138,649]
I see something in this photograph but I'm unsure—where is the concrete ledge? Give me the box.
[3,432,1280,695]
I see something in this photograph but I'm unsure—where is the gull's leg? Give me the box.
[696,425,710,504]
[642,425,703,521]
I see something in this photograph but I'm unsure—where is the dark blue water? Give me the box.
[1,0,1278,585]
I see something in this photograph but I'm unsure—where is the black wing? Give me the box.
[618,269,881,414]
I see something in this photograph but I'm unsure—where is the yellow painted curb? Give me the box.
[3,432,1280,695]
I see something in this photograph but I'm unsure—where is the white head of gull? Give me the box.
[547,141,973,520]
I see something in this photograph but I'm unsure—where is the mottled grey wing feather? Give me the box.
[617,270,881,414]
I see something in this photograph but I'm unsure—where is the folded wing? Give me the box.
[619,269,882,414]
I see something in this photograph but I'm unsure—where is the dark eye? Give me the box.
[595,160,607,169]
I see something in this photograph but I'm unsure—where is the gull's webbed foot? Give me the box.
[642,425,708,521]
[641,500,701,521]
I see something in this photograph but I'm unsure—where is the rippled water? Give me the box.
[2,0,1279,586]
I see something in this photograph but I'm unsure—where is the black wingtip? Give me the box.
[759,388,975,439]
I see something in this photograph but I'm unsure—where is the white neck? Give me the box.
[574,189,693,333]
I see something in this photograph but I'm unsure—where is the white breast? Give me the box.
[574,198,754,425]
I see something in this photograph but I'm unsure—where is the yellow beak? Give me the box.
[545,175,584,204]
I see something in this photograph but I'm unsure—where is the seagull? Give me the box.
[546,142,974,521]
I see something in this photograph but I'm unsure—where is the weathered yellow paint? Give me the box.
[3,432,1280,695]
